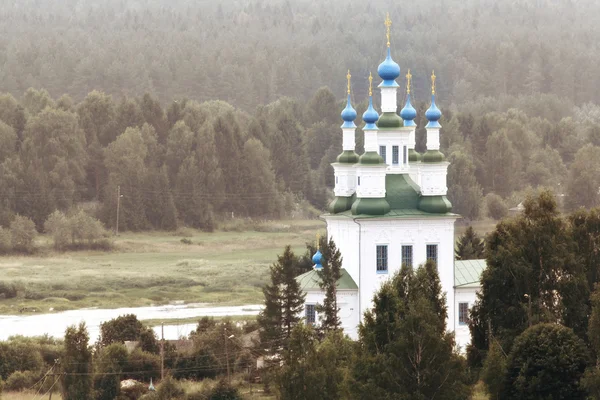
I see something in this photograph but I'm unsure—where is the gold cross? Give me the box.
[385,13,392,47]
[406,69,412,94]
[316,233,321,250]
[431,70,436,95]
[347,70,351,95]
[369,72,373,97]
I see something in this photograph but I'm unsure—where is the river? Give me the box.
[0,303,263,341]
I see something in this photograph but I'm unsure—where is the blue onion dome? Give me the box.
[400,93,417,127]
[312,249,323,269]
[341,95,357,128]
[362,97,379,129]
[425,94,442,128]
[377,48,400,85]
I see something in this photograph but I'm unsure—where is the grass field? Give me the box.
[0,220,325,315]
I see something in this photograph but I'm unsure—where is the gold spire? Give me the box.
[368,72,373,97]
[347,70,351,95]
[384,13,392,47]
[431,70,436,95]
[406,69,412,95]
[316,233,321,250]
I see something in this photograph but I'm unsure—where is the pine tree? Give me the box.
[258,263,284,355]
[456,226,485,260]
[280,246,306,341]
[316,236,342,334]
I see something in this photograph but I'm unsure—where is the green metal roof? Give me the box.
[296,268,358,291]
[386,174,420,210]
[325,208,458,220]
[455,259,487,288]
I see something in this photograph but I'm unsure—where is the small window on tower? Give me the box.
[357,176,360,186]
[402,245,413,268]
[392,146,399,165]
[336,176,338,184]
[459,302,469,325]
[403,146,408,164]
[379,145,386,163]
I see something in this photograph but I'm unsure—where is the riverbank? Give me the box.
[0,219,324,315]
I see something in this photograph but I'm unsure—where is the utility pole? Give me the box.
[225,328,231,384]
[115,185,121,236]
[160,323,165,380]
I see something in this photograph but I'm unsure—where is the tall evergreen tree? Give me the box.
[455,226,485,260]
[316,236,342,334]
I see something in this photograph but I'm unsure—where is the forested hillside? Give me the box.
[1,0,600,233]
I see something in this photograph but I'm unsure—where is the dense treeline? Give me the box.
[1,0,600,110]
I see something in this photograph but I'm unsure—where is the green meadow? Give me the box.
[0,220,325,315]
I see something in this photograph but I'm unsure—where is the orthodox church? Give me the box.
[296,15,485,350]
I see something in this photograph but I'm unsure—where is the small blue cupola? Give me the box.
[378,13,400,88]
[341,70,357,128]
[425,70,442,128]
[363,72,379,130]
[312,249,323,270]
[400,69,417,127]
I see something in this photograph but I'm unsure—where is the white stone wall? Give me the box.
[304,289,360,340]
[419,162,449,196]
[325,216,458,333]
[454,286,480,352]
[380,87,398,112]
[355,166,387,198]
[332,163,356,197]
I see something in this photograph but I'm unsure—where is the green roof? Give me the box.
[455,259,487,288]
[325,208,458,220]
[296,268,358,291]
[386,174,420,210]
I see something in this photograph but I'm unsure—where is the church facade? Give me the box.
[296,15,485,350]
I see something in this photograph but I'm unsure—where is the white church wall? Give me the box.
[325,216,457,332]
[303,289,359,340]
[454,286,480,352]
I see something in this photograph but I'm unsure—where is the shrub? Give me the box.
[156,375,184,400]
[0,282,18,299]
[485,193,508,220]
[45,209,112,251]
[10,215,36,253]
[180,238,192,245]
[0,227,11,253]
[501,323,588,399]
[5,370,40,391]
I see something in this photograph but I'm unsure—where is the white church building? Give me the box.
[296,16,486,351]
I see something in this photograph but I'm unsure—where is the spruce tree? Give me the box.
[316,236,342,334]
[455,226,485,260]
[258,246,305,353]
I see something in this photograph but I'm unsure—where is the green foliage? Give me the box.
[447,151,482,220]
[60,323,93,400]
[276,325,353,400]
[156,375,184,400]
[45,209,111,251]
[501,323,588,400]
[9,215,36,253]
[0,227,10,254]
[4,370,40,391]
[455,226,485,260]
[566,144,600,210]
[98,314,159,353]
[257,246,306,356]
[353,261,471,399]
[316,236,342,334]
[94,343,129,400]
[484,193,508,220]
[471,190,590,357]
[480,341,507,400]
[0,340,44,380]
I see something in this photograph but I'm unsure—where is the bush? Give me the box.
[0,282,18,299]
[501,323,588,399]
[157,375,184,400]
[45,210,112,251]
[0,227,11,253]
[5,370,39,391]
[485,193,508,220]
[180,238,192,245]
[10,215,36,253]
